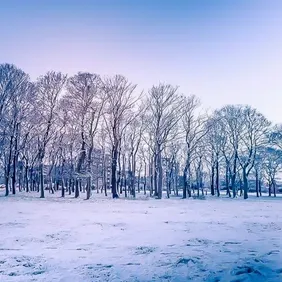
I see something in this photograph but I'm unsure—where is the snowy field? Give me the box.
[0,193,282,282]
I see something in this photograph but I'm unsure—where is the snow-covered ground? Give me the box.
[0,193,282,282]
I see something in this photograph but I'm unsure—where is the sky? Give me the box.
[1,0,282,122]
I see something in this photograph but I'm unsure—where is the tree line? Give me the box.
[1,63,282,200]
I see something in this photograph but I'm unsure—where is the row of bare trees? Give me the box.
[1,63,282,200]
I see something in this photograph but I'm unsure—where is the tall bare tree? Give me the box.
[103,75,139,198]
[65,72,105,199]
[237,106,270,199]
[182,95,209,198]
[36,71,67,198]
[147,84,185,199]
[0,64,30,196]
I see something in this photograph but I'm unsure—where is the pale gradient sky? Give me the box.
[1,0,282,122]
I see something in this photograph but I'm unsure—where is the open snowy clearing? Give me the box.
[0,193,282,282]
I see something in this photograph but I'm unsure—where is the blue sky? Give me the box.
[1,0,282,122]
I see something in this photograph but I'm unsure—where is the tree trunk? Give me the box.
[175,167,179,196]
[225,162,231,197]
[71,178,75,193]
[86,177,91,200]
[157,159,163,199]
[62,179,65,197]
[124,175,127,198]
[117,171,121,195]
[273,179,276,197]
[131,159,136,198]
[211,164,215,196]
[120,175,123,194]
[255,169,259,197]
[183,158,192,199]
[104,172,107,197]
[137,171,141,193]
[268,180,272,197]
[86,146,93,200]
[111,145,119,198]
[36,169,40,193]
[30,168,34,191]
[75,137,86,198]
[156,148,163,199]
[243,168,248,199]
[121,154,125,195]
[117,149,122,195]
[75,179,79,198]
[144,161,147,195]
[153,154,158,197]
[39,160,44,198]
[68,179,72,195]
[25,164,29,192]
[102,151,107,197]
[216,158,220,197]
[104,181,107,196]
[5,135,14,196]
[18,170,22,192]
[168,166,173,197]
[166,170,170,199]
[128,170,133,196]
[231,153,238,198]
[56,179,59,192]
[183,167,187,199]
[149,158,154,196]
[187,167,192,198]
[12,130,18,195]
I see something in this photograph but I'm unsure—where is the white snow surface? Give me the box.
[0,192,282,282]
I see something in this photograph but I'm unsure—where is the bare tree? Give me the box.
[126,106,146,197]
[253,147,265,197]
[103,75,139,198]
[147,84,185,199]
[35,71,67,198]
[215,106,245,198]
[205,116,226,197]
[182,95,209,198]
[237,106,270,199]
[0,64,30,196]
[65,72,105,199]
[95,123,109,196]
[263,147,282,197]
[163,141,182,198]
